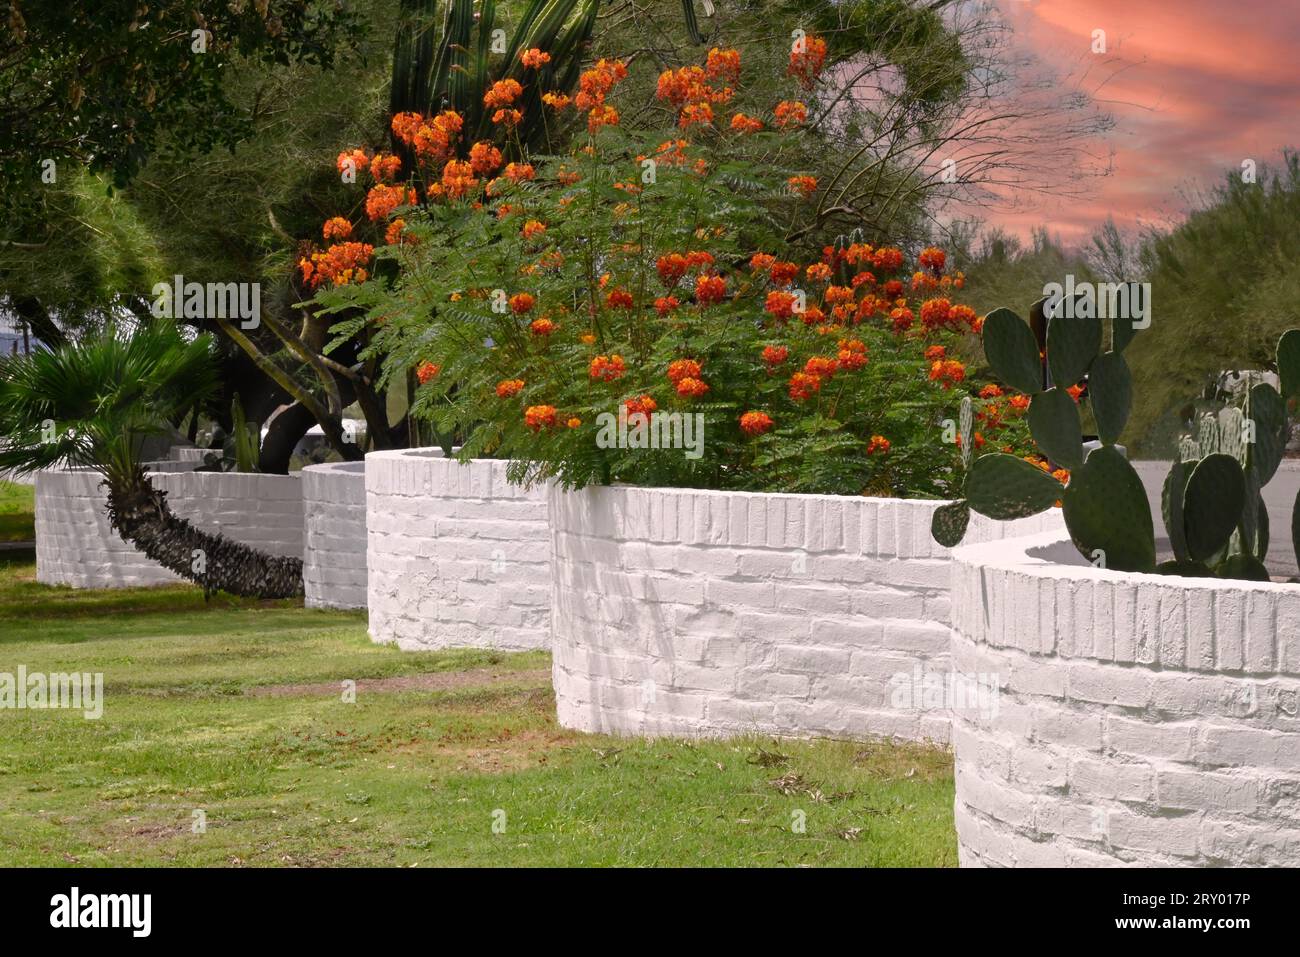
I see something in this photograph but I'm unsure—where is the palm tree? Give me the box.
[0,323,304,598]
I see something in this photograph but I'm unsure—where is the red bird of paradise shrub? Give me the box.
[307,42,1036,496]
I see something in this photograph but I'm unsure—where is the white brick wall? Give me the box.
[365,449,550,650]
[302,461,367,609]
[950,531,1300,867]
[35,468,303,589]
[550,484,1064,742]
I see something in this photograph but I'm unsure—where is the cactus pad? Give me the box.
[982,308,1044,395]
[1182,453,1246,562]
[1061,445,1156,572]
[1278,329,1300,399]
[931,500,971,548]
[1026,387,1083,469]
[965,452,1063,520]
[1161,459,1193,563]
[1088,351,1132,445]
[1047,312,1102,391]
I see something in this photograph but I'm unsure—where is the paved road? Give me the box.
[1133,460,1300,579]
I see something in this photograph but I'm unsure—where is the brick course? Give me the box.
[365,449,550,651]
[550,484,1063,742]
[951,531,1300,867]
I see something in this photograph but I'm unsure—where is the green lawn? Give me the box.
[0,551,956,867]
[0,481,35,542]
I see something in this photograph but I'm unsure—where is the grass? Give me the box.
[0,481,35,542]
[0,551,956,867]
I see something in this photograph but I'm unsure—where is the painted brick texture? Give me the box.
[35,468,303,589]
[550,484,1064,742]
[950,531,1300,867]
[302,461,367,609]
[365,449,550,651]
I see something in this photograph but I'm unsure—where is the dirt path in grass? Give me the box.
[246,667,552,698]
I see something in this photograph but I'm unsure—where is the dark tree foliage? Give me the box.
[0,0,366,201]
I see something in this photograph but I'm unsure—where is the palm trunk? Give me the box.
[104,468,303,599]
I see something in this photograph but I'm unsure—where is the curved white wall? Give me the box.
[36,468,303,589]
[302,461,367,609]
[950,531,1300,867]
[550,484,1064,742]
[365,449,550,650]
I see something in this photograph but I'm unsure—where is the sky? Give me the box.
[984,0,1300,244]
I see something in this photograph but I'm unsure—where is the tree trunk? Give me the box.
[104,468,303,599]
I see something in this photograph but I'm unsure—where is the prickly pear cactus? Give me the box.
[1163,329,1300,581]
[932,304,1294,584]
[933,299,1154,572]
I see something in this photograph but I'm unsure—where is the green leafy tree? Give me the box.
[0,0,366,198]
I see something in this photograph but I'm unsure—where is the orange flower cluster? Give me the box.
[920,297,978,333]
[678,102,713,128]
[576,58,628,130]
[416,361,440,384]
[385,218,413,246]
[370,153,402,181]
[695,274,726,305]
[509,292,536,314]
[322,216,353,241]
[837,338,868,370]
[656,52,738,127]
[666,360,709,398]
[392,109,464,164]
[525,404,557,431]
[787,35,828,89]
[520,48,551,69]
[530,318,556,337]
[496,379,525,399]
[867,434,891,455]
[730,113,763,134]
[469,142,503,175]
[768,260,799,287]
[504,162,535,183]
[624,395,657,418]
[787,175,818,197]
[667,359,702,384]
[483,78,523,109]
[762,345,789,367]
[928,358,966,389]
[765,290,798,321]
[590,354,626,381]
[800,359,837,387]
[298,242,375,289]
[740,411,774,436]
[788,372,822,402]
[439,159,477,200]
[918,246,946,272]
[676,377,709,398]
[654,296,679,315]
[336,148,369,176]
[706,47,742,84]
[774,100,807,128]
[521,219,546,240]
[542,92,571,110]
[606,288,634,309]
[365,183,411,221]
[587,103,620,134]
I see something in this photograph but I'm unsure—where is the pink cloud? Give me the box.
[973,0,1300,242]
